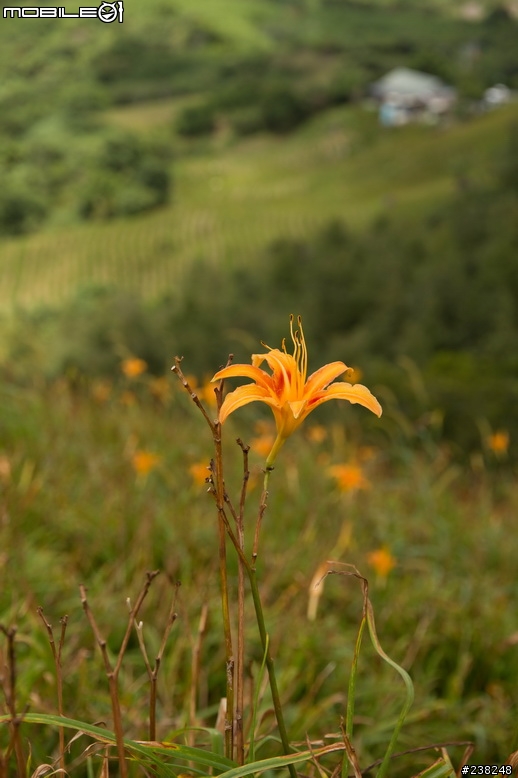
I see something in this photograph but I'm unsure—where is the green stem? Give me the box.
[366,600,414,778]
[247,567,297,778]
[265,435,286,471]
[342,613,367,778]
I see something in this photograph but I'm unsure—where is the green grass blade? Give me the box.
[342,613,367,778]
[411,757,456,778]
[0,713,235,774]
[217,742,345,778]
[365,600,415,778]
[1,713,345,777]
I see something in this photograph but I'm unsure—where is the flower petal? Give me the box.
[218,384,281,424]
[253,349,297,403]
[212,363,272,390]
[307,382,382,417]
[288,399,307,419]
[304,361,349,396]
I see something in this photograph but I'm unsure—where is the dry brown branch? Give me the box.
[362,741,475,775]
[234,437,250,766]
[134,580,180,741]
[340,720,363,778]
[80,572,159,777]
[252,475,270,564]
[0,624,26,777]
[190,602,209,738]
[36,609,68,773]
[172,353,236,760]
[171,357,217,432]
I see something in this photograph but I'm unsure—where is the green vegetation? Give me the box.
[1,1,518,773]
[2,106,518,459]
[1,362,518,774]
[0,0,517,236]
[1,101,517,311]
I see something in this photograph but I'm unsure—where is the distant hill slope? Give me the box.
[1,100,516,312]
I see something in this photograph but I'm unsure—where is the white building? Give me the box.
[371,67,457,126]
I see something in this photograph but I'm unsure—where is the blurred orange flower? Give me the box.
[367,547,396,578]
[122,357,147,378]
[328,463,369,491]
[250,434,276,458]
[306,424,327,443]
[488,431,509,456]
[182,374,199,389]
[197,377,218,407]
[132,450,160,476]
[212,315,381,466]
[189,461,211,486]
[254,420,275,435]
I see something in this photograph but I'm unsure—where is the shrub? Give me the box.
[176,103,216,137]
[260,85,308,134]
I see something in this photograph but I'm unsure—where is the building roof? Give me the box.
[371,67,453,100]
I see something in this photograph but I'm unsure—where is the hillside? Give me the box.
[0,100,517,312]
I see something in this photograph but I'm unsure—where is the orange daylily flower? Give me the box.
[189,461,211,486]
[250,433,276,458]
[328,463,370,492]
[306,424,327,443]
[121,357,147,378]
[132,450,161,476]
[488,430,509,456]
[212,315,382,466]
[367,547,397,579]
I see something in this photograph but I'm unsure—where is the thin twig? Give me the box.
[134,581,179,741]
[172,354,236,761]
[213,360,235,761]
[171,358,217,432]
[115,571,160,677]
[0,625,25,777]
[150,581,180,741]
[80,585,126,777]
[340,719,363,778]
[80,572,159,776]
[37,608,68,773]
[211,448,294,771]
[236,438,250,522]
[190,602,209,737]
[362,740,475,775]
[234,438,250,765]
[252,468,271,565]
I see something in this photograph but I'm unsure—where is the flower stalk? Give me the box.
[174,314,383,773]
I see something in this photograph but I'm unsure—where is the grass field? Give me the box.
[1,356,518,775]
[1,101,517,313]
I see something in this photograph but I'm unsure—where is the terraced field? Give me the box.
[1,101,517,312]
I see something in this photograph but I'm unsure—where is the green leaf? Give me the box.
[0,713,235,774]
[217,742,346,778]
[366,599,414,778]
[411,757,456,778]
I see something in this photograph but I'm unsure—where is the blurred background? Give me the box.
[1,0,518,773]
[1,0,518,456]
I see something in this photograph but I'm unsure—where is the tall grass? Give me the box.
[1,359,517,774]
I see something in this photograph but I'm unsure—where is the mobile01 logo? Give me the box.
[3,2,124,22]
